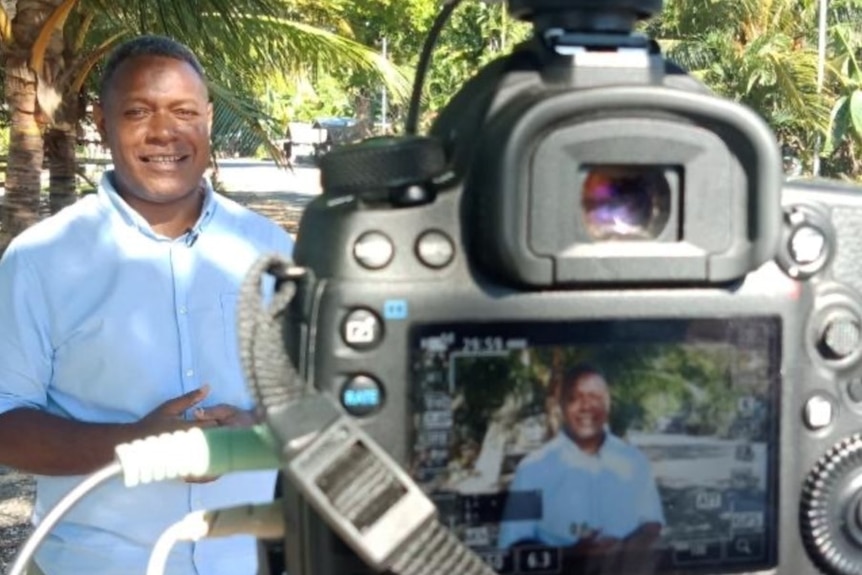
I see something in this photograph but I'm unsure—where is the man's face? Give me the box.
[94,55,212,204]
[561,373,610,442]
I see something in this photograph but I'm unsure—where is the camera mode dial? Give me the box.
[801,434,862,575]
[319,135,446,206]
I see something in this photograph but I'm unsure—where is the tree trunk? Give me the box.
[45,86,79,214]
[45,124,76,214]
[0,51,43,255]
[0,0,69,255]
[45,22,81,215]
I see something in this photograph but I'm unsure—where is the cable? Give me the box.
[9,427,279,575]
[7,462,123,575]
[115,425,279,487]
[147,514,208,575]
[147,501,285,575]
[405,0,463,135]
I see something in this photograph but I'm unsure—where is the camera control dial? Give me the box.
[319,136,446,206]
[801,434,862,575]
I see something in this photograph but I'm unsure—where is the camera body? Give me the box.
[277,2,862,574]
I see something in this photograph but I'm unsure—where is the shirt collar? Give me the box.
[97,170,217,241]
[556,430,635,478]
[558,428,617,458]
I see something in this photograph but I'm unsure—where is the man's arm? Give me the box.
[625,449,665,551]
[497,462,542,549]
[0,408,146,475]
[0,387,213,476]
[622,521,663,551]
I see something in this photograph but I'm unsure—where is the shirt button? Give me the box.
[186,369,195,377]
[178,306,187,314]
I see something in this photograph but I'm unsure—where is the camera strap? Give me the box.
[236,254,497,575]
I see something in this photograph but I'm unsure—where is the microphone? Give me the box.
[185,227,200,247]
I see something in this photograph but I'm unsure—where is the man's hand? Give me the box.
[132,385,225,484]
[183,391,260,484]
[192,403,260,428]
[135,385,214,438]
[571,531,623,555]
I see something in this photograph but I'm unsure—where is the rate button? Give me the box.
[340,375,384,417]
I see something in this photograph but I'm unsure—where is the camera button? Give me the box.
[789,225,827,266]
[340,374,384,416]
[804,394,835,430]
[726,534,764,560]
[341,308,383,349]
[416,230,455,269]
[819,314,862,360]
[779,204,834,279]
[354,231,394,269]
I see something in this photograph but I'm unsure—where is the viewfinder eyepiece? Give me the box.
[581,166,672,241]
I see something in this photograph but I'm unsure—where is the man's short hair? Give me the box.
[559,363,608,401]
[99,35,207,103]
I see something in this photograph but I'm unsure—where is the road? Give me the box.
[214,158,321,196]
[0,158,322,197]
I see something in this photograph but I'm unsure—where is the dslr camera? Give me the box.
[277,1,862,574]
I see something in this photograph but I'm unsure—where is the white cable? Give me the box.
[7,462,123,575]
[10,428,277,575]
[147,511,209,575]
[146,501,285,575]
[115,427,210,487]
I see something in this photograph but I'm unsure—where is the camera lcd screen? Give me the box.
[409,318,779,574]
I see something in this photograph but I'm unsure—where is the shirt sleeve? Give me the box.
[0,246,53,414]
[635,452,665,526]
[269,223,294,258]
[497,460,541,549]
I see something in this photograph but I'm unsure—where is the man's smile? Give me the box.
[140,154,190,165]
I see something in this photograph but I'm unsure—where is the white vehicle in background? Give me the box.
[281,117,364,165]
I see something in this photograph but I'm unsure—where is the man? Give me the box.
[498,364,664,557]
[0,36,293,575]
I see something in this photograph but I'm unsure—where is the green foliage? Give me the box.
[649,0,862,178]
[259,76,354,127]
[454,355,528,443]
[420,2,530,128]
[450,341,752,452]
[0,126,10,156]
[823,24,862,154]
[13,0,862,174]
[542,344,737,438]
[50,0,411,161]
[272,0,531,134]
[654,0,827,169]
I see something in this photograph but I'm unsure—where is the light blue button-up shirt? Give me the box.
[0,173,294,575]
[498,432,664,549]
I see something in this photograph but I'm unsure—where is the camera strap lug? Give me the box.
[239,254,497,575]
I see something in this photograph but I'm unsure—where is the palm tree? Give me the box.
[818,0,862,178]
[651,0,828,172]
[0,0,409,253]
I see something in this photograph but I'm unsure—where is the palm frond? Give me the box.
[0,3,12,45]
[199,14,411,103]
[208,80,283,164]
[82,0,409,103]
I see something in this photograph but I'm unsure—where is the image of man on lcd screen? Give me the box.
[498,364,665,557]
